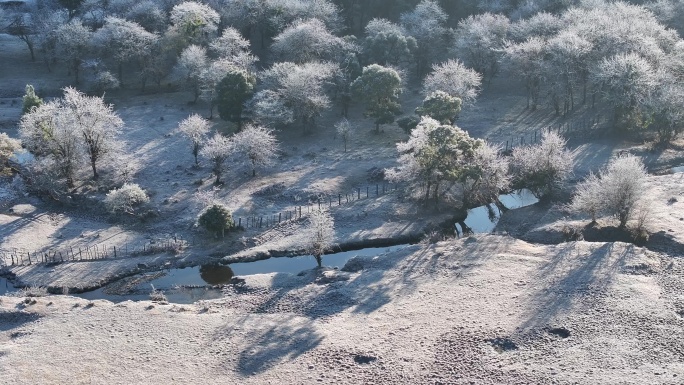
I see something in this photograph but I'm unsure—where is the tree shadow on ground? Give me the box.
[232,315,323,375]
[518,242,632,332]
[0,310,40,332]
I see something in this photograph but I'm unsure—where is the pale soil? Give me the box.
[1,235,683,384]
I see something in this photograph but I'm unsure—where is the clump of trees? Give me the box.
[570,155,648,229]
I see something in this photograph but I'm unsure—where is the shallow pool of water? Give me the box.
[456,189,538,235]
[75,245,405,303]
[672,166,684,173]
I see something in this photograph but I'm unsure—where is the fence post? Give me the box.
[376,184,379,196]
[357,188,360,199]
[279,213,281,223]
[366,186,369,198]
[339,194,341,205]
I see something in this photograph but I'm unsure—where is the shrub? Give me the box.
[104,183,150,214]
[570,155,648,228]
[198,204,234,237]
[22,84,43,114]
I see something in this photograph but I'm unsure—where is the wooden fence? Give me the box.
[0,237,187,267]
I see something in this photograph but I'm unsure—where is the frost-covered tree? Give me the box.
[104,183,149,214]
[177,114,210,165]
[199,59,239,118]
[385,116,484,202]
[19,88,124,184]
[61,87,124,180]
[592,53,659,131]
[19,101,80,187]
[361,18,417,67]
[399,0,448,76]
[91,17,158,87]
[216,68,257,129]
[503,37,546,110]
[169,1,220,46]
[175,44,208,103]
[335,118,354,152]
[510,131,573,199]
[22,85,43,115]
[209,27,257,69]
[271,18,350,63]
[253,61,337,132]
[460,143,510,207]
[423,60,481,105]
[232,124,279,176]
[200,133,234,184]
[126,0,167,33]
[56,20,92,84]
[510,12,563,41]
[570,155,648,228]
[452,13,510,82]
[415,91,462,124]
[545,31,593,114]
[351,64,403,133]
[306,209,336,268]
[0,133,21,176]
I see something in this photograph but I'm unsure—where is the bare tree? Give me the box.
[56,20,92,84]
[306,209,336,268]
[177,114,210,165]
[200,133,234,184]
[232,124,279,176]
[335,118,354,152]
[175,45,208,103]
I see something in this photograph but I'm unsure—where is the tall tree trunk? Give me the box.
[90,157,99,179]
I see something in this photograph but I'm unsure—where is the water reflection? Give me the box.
[456,189,538,235]
[199,264,234,285]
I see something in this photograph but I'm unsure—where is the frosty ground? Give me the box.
[2,31,684,383]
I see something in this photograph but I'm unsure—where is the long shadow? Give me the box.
[518,242,631,332]
[233,315,323,375]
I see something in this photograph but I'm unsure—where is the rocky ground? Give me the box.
[1,235,683,384]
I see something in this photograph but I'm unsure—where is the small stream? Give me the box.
[0,190,539,304]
